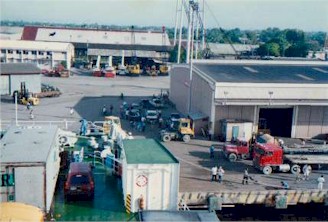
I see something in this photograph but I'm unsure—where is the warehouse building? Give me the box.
[0,63,41,95]
[170,60,328,139]
[20,26,172,67]
[0,40,74,70]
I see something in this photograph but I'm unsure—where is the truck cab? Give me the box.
[223,139,250,162]
[252,143,284,174]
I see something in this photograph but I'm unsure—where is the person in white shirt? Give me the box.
[211,166,218,182]
[317,175,325,190]
[217,166,225,183]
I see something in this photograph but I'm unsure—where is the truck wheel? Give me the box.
[291,165,300,175]
[162,134,171,142]
[182,134,191,143]
[262,166,272,175]
[241,154,249,160]
[228,153,237,162]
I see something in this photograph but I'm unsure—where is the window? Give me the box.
[1,49,5,53]
[38,51,44,55]
[8,50,13,54]
[16,50,21,54]
[31,51,37,55]
[23,50,29,55]
[46,51,52,56]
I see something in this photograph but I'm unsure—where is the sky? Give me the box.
[1,0,327,32]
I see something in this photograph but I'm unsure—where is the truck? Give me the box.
[222,135,328,175]
[222,138,252,162]
[0,125,61,214]
[160,118,195,143]
[252,138,328,175]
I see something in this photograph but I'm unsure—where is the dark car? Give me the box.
[128,109,141,122]
[64,162,94,200]
[170,113,181,122]
[140,99,152,109]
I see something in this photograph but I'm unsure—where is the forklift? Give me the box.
[13,82,40,106]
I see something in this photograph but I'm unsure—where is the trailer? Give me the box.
[0,125,61,214]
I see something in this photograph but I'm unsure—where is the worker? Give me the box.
[209,145,214,159]
[29,109,34,120]
[281,181,290,189]
[102,105,107,116]
[217,166,225,183]
[294,166,302,182]
[242,168,249,185]
[109,104,114,115]
[208,128,213,141]
[158,117,163,128]
[211,165,218,182]
[26,102,31,110]
[70,107,74,115]
[303,164,312,180]
[317,175,325,190]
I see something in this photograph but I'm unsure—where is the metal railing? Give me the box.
[0,120,79,131]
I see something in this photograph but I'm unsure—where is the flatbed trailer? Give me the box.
[285,154,328,169]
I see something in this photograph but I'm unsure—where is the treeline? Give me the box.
[2,20,326,57]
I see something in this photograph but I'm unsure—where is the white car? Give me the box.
[145,110,158,122]
[149,98,164,108]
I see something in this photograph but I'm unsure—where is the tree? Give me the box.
[257,43,280,57]
[169,45,186,63]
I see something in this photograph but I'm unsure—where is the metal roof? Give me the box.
[208,43,258,55]
[1,39,74,51]
[21,26,171,47]
[0,125,58,163]
[141,210,220,222]
[123,139,179,164]
[0,63,41,75]
[193,61,328,84]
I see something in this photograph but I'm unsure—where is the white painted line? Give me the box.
[296,74,314,81]
[313,67,328,73]
[243,66,258,73]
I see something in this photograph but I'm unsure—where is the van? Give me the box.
[64,162,94,200]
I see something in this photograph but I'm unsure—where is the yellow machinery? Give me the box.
[159,64,169,76]
[103,116,121,135]
[14,82,40,105]
[127,64,141,76]
[161,118,195,143]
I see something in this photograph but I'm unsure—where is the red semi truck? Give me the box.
[223,137,328,175]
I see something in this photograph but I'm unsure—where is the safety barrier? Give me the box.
[126,194,131,214]
[0,120,78,131]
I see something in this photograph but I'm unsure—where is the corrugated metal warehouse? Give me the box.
[20,26,172,65]
[0,63,41,95]
[170,60,328,139]
[0,40,74,69]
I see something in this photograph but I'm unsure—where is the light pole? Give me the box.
[14,92,18,126]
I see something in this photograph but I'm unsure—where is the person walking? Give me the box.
[211,165,218,182]
[158,117,163,128]
[109,104,114,115]
[209,145,215,159]
[208,128,213,141]
[242,168,249,185]
[217,166,225,183]
[294,166,302,182]
[102,105,107,116]
[70,107,74,115]
[317,175,325,190]
[303,164,312,180]
[29,109,34,120]
[26,102,31,110]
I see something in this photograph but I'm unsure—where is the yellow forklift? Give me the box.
[13,82,40,105]
[160,118,195,143]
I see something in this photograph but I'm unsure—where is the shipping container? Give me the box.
[0,125,61,214]
[220,119,253,142]
[121,139,179,213]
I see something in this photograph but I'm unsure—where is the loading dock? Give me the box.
[259,107,293,137]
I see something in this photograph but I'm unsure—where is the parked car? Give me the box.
[131,103,141,111]
[150,98,164,108]
[170,113,181,122]
[64,162,94,200]
[140,99,152,109]
[145,110,159,122]
[128,109,141,122]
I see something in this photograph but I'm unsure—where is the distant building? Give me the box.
[0,40,74,70]
[170,60,328,139]
[207,43,259,59]
[0,63,41,95]
[20,26,172,67]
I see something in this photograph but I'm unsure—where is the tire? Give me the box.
[291,164,300,175]
[162,134,171,142]
[228,153,238,162]
[182,134,191,143]
[262,166,273,175]
[241,154,249,160]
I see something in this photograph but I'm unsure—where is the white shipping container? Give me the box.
[0,125,61,213]
[121,139,179,213]
[221,119,253,142]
